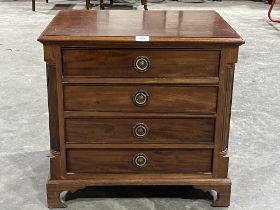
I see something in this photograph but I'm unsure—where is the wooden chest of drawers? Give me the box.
[38,10,244,208]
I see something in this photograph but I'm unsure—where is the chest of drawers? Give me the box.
[38,10,244,208]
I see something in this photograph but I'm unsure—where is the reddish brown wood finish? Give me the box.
[65,118,215,144]
[62,49,220,77]
[66,149,213,173]
[65,143,214,149]
[38,10,244,208]
[62,77,219,85]
[38,10,244,43]
[63,85,218,113]
[46,64,60,152]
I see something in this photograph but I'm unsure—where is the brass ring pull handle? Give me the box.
[133,123,148,138]
[133,153,148,168]
[134,56,150,73]
[133,90,149,106]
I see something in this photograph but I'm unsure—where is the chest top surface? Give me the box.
[38,10,244,44]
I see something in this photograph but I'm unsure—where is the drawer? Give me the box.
[62,49,220,77]
[63,85,218,113]
[66,149,213,173]
[65,118,215,144]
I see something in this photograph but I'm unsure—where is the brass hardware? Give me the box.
[133,153,148,168]
[134,56,150,73]
[133,90,149,106]
[132,123,148,138]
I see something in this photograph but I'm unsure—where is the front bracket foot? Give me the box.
[47,180,86,208]
[194,184,231,207]
[47,186,66,208]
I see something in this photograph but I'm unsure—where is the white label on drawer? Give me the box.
[135,36,150,42]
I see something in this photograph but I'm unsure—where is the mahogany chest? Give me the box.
[38,10,244,208]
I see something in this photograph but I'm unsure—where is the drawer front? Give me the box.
[65,118,215,144]
[66,149,213,173]
[63,85,218,113]
[62,49,220,77]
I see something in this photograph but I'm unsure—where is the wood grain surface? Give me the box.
[66,149,213,173]
[65,118,215,144]
[38,10,244,45]
[40,10,244,208]
[63,85,218,113]
[62,49,220,77]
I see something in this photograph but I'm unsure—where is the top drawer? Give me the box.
[62,49,220,78]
